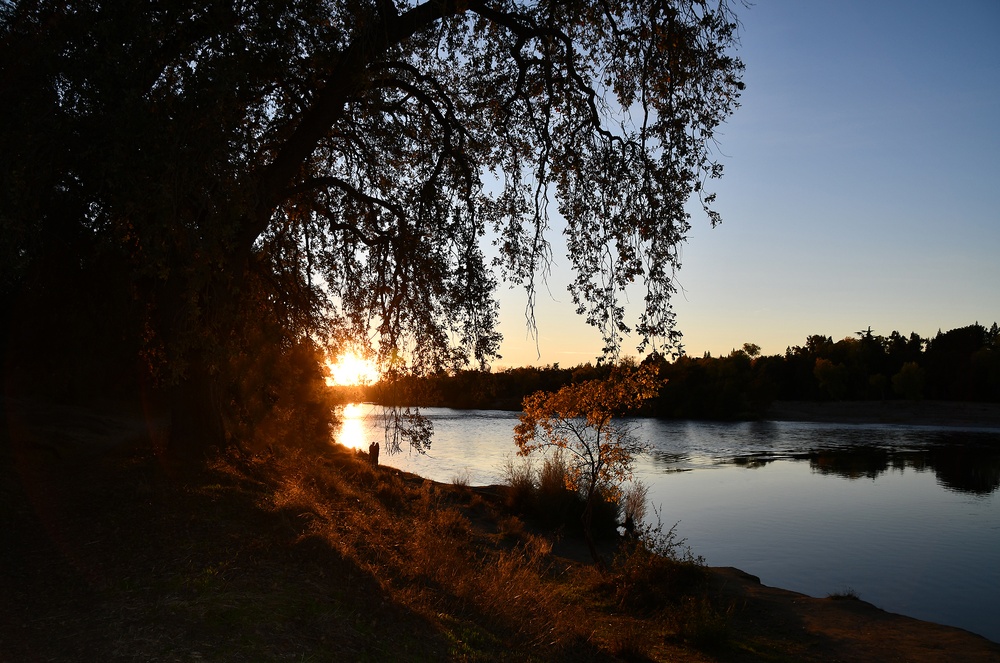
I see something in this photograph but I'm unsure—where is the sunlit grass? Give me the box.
[226,444,595,657]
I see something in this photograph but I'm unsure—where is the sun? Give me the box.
[326,351,380,386]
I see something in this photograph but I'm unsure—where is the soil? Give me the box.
[709,567,1000,662]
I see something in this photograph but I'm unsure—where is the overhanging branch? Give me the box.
[288,176,406,221]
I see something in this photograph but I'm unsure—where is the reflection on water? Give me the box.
[807,445,1000,494]
[635,418,1000,495]
[630,418,1000,642]
[333,408,1000,641]
[341,410,1000,495]
[337,403,372,450]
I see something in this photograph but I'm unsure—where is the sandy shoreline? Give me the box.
[766,399,1000,430]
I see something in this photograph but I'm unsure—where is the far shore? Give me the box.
[766,399,1000,430]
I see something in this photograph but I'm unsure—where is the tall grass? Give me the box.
[502,452,620,537]
[222,445,589,655]
[620,480,649,535]
[210,442,728,659]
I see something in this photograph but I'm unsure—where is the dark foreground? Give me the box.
[3,398,999,662]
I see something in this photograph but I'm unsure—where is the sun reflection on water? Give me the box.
[336,403,374,450]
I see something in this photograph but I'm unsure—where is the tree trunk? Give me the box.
[166,354,226,468]
[582,485,606,569]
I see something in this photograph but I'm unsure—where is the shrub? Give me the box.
[534,451,579,528]
[669,595,733,650]
[620,481,649,536]
[538,451,571,496]
[502,451,621,539]
[610,507,706,613]
[514,362,658,564]
[500,456,535,512]
[451,468,472,488]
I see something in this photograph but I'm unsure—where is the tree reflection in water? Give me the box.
[807,442,1000,495]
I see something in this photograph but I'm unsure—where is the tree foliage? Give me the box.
[1,1,744,452]
[359,322,1000,417]
[514,361,659,562]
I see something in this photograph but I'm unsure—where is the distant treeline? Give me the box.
[351,323,1000,419]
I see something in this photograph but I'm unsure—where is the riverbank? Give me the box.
[767,399,1000,429]
[3,398,999,661]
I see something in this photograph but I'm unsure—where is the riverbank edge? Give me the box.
[4,396,999,661]
[417,468,1000,657]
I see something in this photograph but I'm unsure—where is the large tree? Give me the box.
[0,0,744,457]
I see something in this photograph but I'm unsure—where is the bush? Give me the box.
[451,468,472,488]
[501,456,535,512]
[501,452,621,539]
[534,451,579,528]
[610,508,706,612]
[669,595,733,650]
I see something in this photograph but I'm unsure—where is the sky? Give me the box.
[492,0,1000,368]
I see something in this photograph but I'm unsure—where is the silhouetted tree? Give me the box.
[925,324,989,400]
[892,361,925,401]
[358,322,999,414]
[869,373,889,400]
[814,357,849,400]
[1,1,745,460]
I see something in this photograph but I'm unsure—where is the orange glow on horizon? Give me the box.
[326,351,380,386]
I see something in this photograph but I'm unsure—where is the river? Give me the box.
[334,404,1000,642]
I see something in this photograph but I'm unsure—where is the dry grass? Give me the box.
[501,453,620,539]
[0,396,728,662]
[209,444,603,659]
[206,443,730,659]
[6,400,1000,662]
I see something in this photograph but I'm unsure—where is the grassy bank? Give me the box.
[3,399,999,661]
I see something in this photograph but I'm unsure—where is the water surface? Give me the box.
[335,405,1000,642]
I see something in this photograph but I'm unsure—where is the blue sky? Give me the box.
[493,0,1000,368]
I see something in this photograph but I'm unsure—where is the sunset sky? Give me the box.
[493,0,1000,368]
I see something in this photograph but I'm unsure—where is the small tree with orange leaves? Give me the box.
[514,362,660,565]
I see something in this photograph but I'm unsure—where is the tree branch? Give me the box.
[244,0,469,252]
[288,175,406,221]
